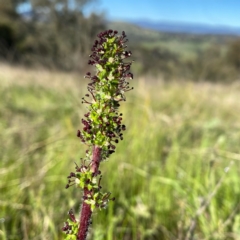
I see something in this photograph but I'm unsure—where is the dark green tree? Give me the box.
[0,0,106,71]
[0,0,27,59]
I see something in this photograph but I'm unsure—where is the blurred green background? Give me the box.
[0,0,240,239]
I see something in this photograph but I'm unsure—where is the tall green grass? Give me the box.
[0,65,240,240]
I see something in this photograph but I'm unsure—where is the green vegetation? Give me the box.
[1,65,240,239]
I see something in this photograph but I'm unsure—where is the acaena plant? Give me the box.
[62,29,134,240]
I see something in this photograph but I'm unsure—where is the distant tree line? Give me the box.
[129,41,240,82]
[0,0,106,71]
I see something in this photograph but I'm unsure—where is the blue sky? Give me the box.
[85,0,240,27]
[18,0,240,27]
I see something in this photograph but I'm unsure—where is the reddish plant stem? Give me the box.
[91,146,102,174]
[77,146,102,240]
[77,191,92,240]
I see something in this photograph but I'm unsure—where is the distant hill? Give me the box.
[107,21,238,60]
[128,19,240,36]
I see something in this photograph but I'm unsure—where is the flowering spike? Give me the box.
[63,30,134,240]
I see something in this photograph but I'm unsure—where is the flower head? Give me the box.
[78,30,134,160]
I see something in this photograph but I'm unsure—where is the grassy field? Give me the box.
[0,64,240,240]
